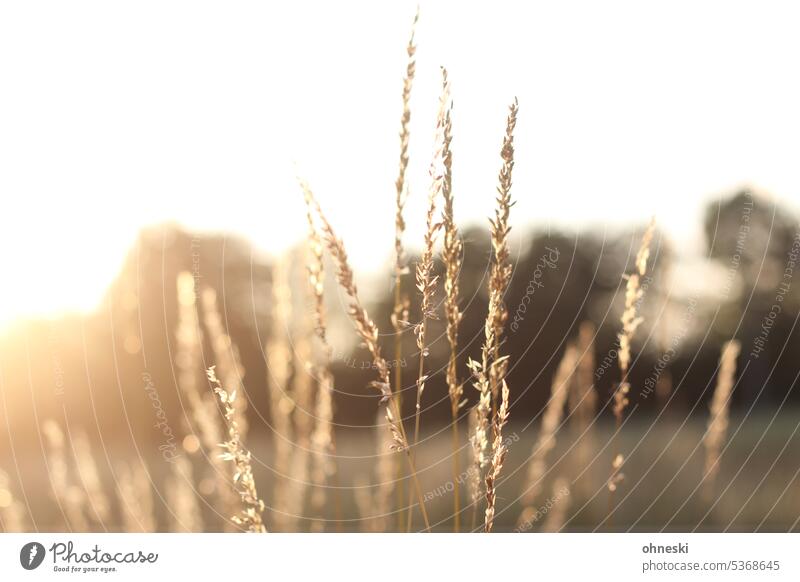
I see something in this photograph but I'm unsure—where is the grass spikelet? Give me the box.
[176,272,237,527]
[488,98,519,412]
[391,8,418,530]
[469,99,519,529]
[607,219,656,522]
[568,322,597,497]
[208,367,267,533]
[613,218,656,424]
[703,339,741,500]
[303,201,338,531]
[466,407,483,509]
[467,353,493,531]
[201,287,249,440]
[373,408,397,532]
[393,6,417,226]
[391,5,418,344]
[484,381,510,532]
[116,461,156,533]
[301,180,430,531]
[406,66,449,530]
[176,273,222,451]
[165,455,203,532]
[519,343,577,516]
[439,66,463,531]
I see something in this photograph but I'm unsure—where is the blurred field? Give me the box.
[3,412,798,533]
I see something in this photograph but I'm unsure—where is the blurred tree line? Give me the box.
[1,189,798,461]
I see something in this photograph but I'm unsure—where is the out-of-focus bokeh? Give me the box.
[1,1,799,532]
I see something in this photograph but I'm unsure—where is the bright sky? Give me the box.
[1,1,799,327]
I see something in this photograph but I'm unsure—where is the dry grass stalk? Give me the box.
[284,322,314,531]
[439,66,463,531]
[0,470,28,532]
[176,272,238,527]
[391,6,418,370]
[484,382,510,532]
[655,256,674,409]
[468,99,519,529]
[201,287,249,441]
[466,409,483,512]
[303,203,338,531]
[265,258,296,531]
[373,408,397,532]
[116,461,156,533]
[42,420,89,532]
[542,478,571,533]
[519,343,577,517]
[406,66,449,530]
[613,218,656,424]
[467,352,493,527]
[568,322,597,498]
[391,8,418,531]
[301,181,430,531]
[607,219,656,520]
[165,456,204,532]
[208,367,267,533]
[176,273,222,450]
[703,339,741,500]
[73,430,111,524]
[488,98,519,412]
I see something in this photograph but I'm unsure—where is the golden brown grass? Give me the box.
[466,407,483,516]
[303,193,339,531]
[613,218,656,424]
[469,98,519,531]
[607,219,656,522]
[703,339,741,501]
[488,98,519,414]
[19,19,760,536]
[176,273,223,451]
[301,180,431,531]
[391,8,418,532]
[201,287,248,440]
[484,382,510,532]
[176,272,238,527]
[374,408,398,532]
[406,66,450,531]
[519,342,577,524]
[208,366,267,533]
[568,321,598,498]
[439,67,463,532]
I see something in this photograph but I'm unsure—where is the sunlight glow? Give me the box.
[1,0,799,327]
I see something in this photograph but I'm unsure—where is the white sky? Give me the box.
[1,1,799,326]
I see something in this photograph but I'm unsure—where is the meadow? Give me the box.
[1,10,799,534]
